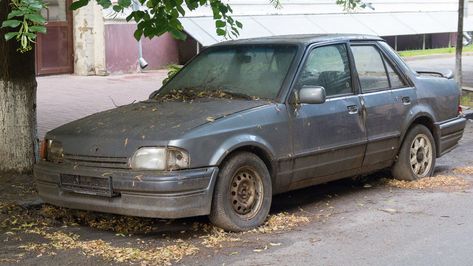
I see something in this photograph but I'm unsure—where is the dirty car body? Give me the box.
[35,34,466,229]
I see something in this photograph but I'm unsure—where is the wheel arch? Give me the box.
[209,135,276,189]
[400,113,439,157]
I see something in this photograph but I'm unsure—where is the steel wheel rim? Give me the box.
[229,166,264,219]
[410,133,433,177]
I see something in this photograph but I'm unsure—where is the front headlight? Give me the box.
[130,147,190,171]
[43,139,64,163]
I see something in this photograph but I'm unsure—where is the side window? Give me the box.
[296,44,352,96]
[351,45,389,92]
[384,59,407,89]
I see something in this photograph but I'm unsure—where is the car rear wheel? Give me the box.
[209,152,272,232]
[392,124,436,181]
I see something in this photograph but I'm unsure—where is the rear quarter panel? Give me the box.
[413,76,460,122]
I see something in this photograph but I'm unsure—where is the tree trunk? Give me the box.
[0,1,38,173]
[455,0,465,86]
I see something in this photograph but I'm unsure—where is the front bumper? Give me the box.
[435,116,467,157]
[34,161,218,219]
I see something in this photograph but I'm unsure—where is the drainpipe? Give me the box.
[132,0,148,70]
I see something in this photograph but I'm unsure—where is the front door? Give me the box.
[289,43,367,189]
[36,0,73,75]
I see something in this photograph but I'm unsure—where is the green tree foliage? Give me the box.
[336,0,370,11]
[162,64,182,85]
[1,0,46,52]
[1,0,282,51]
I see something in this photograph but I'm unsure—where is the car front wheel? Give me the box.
[392,124,436,181]
[209,152,272,232]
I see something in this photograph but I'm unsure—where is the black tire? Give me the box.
[392,124,436,181]
[209,152,272,232]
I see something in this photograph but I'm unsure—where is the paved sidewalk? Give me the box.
[37,70,167,139]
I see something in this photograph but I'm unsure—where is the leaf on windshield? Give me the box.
[156,89,256,102]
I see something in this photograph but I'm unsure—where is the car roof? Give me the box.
[212,34,383,47]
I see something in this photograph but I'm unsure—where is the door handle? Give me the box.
[347,105,359,114]
[401,96,411,105]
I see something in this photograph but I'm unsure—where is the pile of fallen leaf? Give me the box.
[22,230,198,265]
[194,211,310,248]
[40,204,159,235]
[254,212,310,233]
[157,89,254,102]
[383,174,470,191]
[17,212,310,264]
[453,166,473,175]
[0,203,50,232]
[198,224,241,248]
[3,201,311,264]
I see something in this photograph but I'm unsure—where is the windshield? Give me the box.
[153,45,297,101]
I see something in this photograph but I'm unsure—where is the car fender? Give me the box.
[399,103,438,146]
[209,134,276,167]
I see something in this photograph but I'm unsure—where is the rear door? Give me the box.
[288,43,367,189]
[350,43,414,170]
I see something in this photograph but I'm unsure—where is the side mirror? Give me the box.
[298,86,326,104]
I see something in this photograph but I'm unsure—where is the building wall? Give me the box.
[104,23,179,74]
[73,1,107,76]
[177,36,198,64]
[383,33,452,51]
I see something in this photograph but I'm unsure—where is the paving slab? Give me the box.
[37,70,167,139]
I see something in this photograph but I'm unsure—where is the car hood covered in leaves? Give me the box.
[46,99,269,157]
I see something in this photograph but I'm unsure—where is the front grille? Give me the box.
[63,154,130,169]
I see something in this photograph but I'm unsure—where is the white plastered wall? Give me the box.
[72,1,107,76]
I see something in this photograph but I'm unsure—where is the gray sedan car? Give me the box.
[35,34,466,231]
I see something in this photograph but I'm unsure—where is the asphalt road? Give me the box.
[405,54,473,88]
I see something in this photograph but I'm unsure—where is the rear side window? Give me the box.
[385,60,407,89]
[351,45,390,92]
[296,44,352,96]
